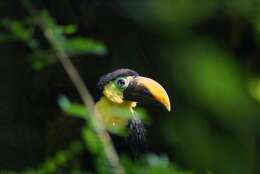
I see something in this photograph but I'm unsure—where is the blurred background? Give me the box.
[1,0,260,173]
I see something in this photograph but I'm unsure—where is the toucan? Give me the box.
[95,68,171,155]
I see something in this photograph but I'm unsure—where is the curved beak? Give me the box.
[124,76,171,111]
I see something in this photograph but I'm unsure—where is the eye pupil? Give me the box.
[117,79,125,86]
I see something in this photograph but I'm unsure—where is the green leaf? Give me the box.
[60,25,78,34]
[82,127,101,154]
[29,49,57,70]
[254,9,260,44]
[30,140,84,174]
[248,78,260,102]
[135,108,150,123]
[121,155,194,174]
[106,124,128,137]
[38,10,66,48]
[2,19,32,41]
[65,37,107,56]
[58,95,89,119]
[54,150,67,166]
[38,10,106,56]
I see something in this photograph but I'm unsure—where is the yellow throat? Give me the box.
[95,96,137,130]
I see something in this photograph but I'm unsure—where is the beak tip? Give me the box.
[133,76,172,112]
[165,101,171,112]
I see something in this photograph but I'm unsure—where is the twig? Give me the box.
[21,1,126,174]
[43,28,125,174]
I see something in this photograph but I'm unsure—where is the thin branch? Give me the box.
[21,1,126,174]
[43,28,125,174]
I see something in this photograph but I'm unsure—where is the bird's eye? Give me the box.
[116,77,128,89]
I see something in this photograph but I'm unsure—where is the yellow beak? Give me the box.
[124,76,171,111]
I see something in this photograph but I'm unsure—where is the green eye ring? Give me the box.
[115,77,129,89]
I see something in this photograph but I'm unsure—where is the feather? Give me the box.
[127,115,146,157]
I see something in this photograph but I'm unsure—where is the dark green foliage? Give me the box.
[121,155,194,174]
[64,37,106,56]
[1,0,260,174]
[24,141,84,174]
[58,95,89,119]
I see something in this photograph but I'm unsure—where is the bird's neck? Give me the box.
[95,96,137,131]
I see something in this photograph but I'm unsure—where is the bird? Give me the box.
[95,68,171,156]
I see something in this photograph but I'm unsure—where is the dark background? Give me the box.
[1,0,260,173]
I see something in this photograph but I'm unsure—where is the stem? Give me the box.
[44,28,125,174]
[21,1,126,173]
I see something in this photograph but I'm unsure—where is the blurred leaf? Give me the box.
[98,106,149,135]
[23,140,84,174]
[135,108,150,123]
[38,10,66,48]
[109,107,135,120]
[58,95,89,119]
[169,38,260,130]
[248,78,260,102]
[82,127,101,154]
[39,10,106,56]
[60,24,78,34]
[58,96,133,136]
[106,107,150,135]
[254,6,260,43]
[29,49,57,70]
[224,0,258,18]
[162,108,255,174]
[106,123,128,136]
[54,150,67,166]
[120,0,218,34]
[2,19,32,41]
[121,155,194,174]
[65,37,107,56]
[0,17,39,48]
[146,154,169,167]
[95,155,110,174]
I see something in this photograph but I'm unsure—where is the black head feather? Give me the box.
[95,69,139,101]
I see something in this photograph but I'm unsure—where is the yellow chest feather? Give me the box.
[95,97,136,130]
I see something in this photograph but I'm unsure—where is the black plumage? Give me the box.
[127,116,146,156]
